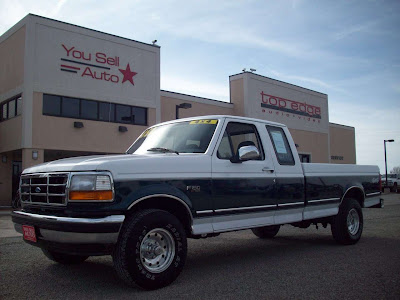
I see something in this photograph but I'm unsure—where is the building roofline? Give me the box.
[161,90,231,104]
[329,122,355,129]
[27,14,159,49]
[229,72,327,96]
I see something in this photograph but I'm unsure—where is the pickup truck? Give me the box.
[382,173,399,193]
[12,115,383,290]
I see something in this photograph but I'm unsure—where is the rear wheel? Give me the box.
[251,225,280,238]
[331,198,363,245]
[113,209,187,290]
[42,249,89,264]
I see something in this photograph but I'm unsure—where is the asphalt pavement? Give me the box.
[1,194,399,299]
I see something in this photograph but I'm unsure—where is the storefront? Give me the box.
[0,14,355,206]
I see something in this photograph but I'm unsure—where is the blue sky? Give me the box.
[1,0,399,173]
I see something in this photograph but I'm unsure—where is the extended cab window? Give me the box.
[217,122,264,160]
[266,126,295,165]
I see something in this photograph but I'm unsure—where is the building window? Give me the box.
[43,95,61,116]
[116,104,132,124]
[62,97,80,118]
[0,94,22,122]
[81,99,98,120]
[42,94,147,126]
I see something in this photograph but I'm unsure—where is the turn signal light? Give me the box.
[69,190,113,201]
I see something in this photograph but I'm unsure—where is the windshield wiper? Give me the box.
[147,147,179,155]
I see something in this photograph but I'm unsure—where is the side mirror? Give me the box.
[230,145,260,163]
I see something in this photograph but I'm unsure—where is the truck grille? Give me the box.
[20,173,69,206]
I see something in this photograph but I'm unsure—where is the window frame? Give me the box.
[217,121,265,161]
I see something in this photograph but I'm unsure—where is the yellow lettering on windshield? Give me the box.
[140,128,153,138]
[189,120,218,125]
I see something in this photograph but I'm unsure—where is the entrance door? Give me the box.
[12,161,22,199]
[299,154,311,163]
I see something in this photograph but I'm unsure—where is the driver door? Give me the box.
[211,119,277,232]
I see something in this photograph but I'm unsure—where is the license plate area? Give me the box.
[22,225,37,243]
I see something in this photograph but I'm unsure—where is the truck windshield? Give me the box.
[126,119,219,155]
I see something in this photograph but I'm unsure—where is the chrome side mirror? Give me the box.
[238,145,260,161]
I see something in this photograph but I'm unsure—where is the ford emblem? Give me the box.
[35,187,41,193]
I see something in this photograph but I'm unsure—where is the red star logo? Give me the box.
[119,63,137,85]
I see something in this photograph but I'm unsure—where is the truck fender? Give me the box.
[340,185,365,207]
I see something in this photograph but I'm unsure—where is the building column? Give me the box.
[22,148,44,170]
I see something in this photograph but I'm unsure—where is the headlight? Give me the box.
[69,174,113,201]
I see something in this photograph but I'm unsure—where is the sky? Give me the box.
[1,0,399,173]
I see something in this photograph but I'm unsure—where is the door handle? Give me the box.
[262,167,274,173]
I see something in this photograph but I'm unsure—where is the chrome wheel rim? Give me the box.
[140,228,175,273]
[347,208,360,235]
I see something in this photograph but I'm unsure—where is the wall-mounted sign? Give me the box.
[33,22,159,107]
[245,75,329,134]
[60,44,138,85]
[260,91,321,121]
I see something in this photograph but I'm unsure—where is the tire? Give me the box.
[42,249,89,264]
[331,198,363,245]
[113,209,187,290]
[251,225,280,238]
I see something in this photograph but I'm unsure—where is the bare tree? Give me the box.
[390,166,400,174]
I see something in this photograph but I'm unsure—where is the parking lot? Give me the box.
[1,193,399,299]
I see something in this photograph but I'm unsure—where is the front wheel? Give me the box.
[331,198,363,245]
[113,209,187,290]
[42,249,89,264]
[251,225,280,238]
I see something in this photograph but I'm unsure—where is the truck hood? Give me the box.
[23,154,212,181]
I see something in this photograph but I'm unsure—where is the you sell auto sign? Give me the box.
[61,44,138,85]
[32,21,159,106]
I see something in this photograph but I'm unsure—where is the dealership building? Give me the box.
[0,14,356,206]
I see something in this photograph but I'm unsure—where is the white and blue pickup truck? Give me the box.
[12,115,383,289]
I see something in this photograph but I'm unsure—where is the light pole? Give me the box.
[384,139,395,189]
[176,103,192,119]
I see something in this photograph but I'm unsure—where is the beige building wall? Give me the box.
[0,116,22,153]
[289,129,330,163]
[329,123,356,164]
[229,78,244,116]
[31,92,157,153]
[160,91,234,122]
[0,26,25,95]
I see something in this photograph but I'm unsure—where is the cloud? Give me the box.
[334,20,378,40]
[161,74,229,101]
[329,101,400,172]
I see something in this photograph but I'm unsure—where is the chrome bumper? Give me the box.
[12,211,125,244]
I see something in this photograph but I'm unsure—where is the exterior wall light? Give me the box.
[32,151,38,160]
[74,121,84,128]
[2,155,7,163]
[176,103,192,119]
[119,126,128,132]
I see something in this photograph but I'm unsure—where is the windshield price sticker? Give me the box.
[189,120,218,125]
[140,128,153,138]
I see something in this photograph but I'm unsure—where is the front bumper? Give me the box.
[12,211,125,255]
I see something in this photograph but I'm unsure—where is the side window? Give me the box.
[217,131,233,159]
[217,122,264,160]
[266,126,295,165]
